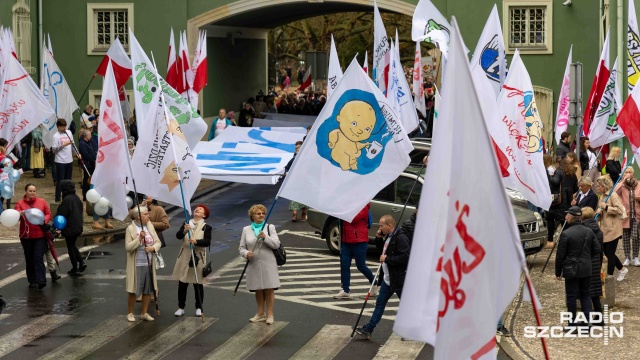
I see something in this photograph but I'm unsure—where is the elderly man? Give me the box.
[555,206,600,328]
[572,177,598,211]
[614,166,640,266]
[355,215,410,340]
[207,108,234,140]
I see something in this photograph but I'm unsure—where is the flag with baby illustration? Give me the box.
[279,59,412,222]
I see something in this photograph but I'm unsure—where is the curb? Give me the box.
[70,181,234,241]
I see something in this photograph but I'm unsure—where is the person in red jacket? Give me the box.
[15,183,52,289]
[334,204,378,299]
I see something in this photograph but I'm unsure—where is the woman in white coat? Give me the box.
[239,204,280,325]
[125,206,161,322]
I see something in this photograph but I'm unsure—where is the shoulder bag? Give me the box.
[266,224,286,266]
[203,245,212,277]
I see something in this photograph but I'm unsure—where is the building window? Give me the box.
[12,0,35,74]
[87,4,133,55]
[503,0,552,54]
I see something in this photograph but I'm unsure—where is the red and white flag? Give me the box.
[555,46,572,145]
[413,41,426,116]
[394,18,528,359]
[363,51,368,75]
[584,30,611,136]
[192,30,208,94]
[92,61,131,221]
[298,65,312,91]
[166,28,179,90]
[373,0,390,94]
[623,148,628,165]
[96,38,132,88]
[616,63,640,151]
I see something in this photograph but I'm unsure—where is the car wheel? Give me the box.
[325,219,341,255]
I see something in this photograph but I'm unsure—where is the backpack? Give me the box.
[266,224,286,266]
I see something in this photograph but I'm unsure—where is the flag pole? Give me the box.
[76,73,97,108]
[523,269,551,360]
[63,132,92,179]
[350,160,426,337]
[594,148,640,220]
[233,198,279,296]
[585,129,614,178]
[151,52,204,322]
[541,220,566,273]
[115,89,160,316]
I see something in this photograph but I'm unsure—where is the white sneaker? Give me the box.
[623,258,630,266]
[195,308,202,317]
[174,308,185,317]
[616,267,629,282]
[370,285,380,297]
[634,258,640,267]
[333,290,350,299]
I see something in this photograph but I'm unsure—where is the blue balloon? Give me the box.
[1,185,13,199]
[8,169,20,183]
[53,215,67,230]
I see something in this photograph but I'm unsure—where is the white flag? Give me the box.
[413,42,427,116]
[495,51,552,210]
[327,34,343,98]
[0,48,55,151]
[363,50,369,75]
[279,59,412,222]
[41,43,79,148]
[589,58,625,148]
[92,61,130,221]
[373,0,391,93]
[469,4,506,98]
[394,18,527,359]
[130,31,202,213]
[555,46,572,145]
[388,36,420,133]
[130,31,207,150]
[412,0,452,57]
[628,0,640,91]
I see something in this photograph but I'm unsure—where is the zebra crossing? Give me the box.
[207,247,399,321]
[0,312,427,359]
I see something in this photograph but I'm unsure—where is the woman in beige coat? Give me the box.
[595,175,628,281]
[172,204,212,317]
[125,206,161,322]
[239,204,280,325]
[614,166,640,266]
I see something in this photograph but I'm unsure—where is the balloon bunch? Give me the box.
[0,160,23,228]
[86,189,133,216]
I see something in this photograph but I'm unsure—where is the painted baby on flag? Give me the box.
[279,59,412,222]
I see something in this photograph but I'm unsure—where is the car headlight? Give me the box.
[534,212,544,229]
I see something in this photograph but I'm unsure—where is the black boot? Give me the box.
[50,271,61,282]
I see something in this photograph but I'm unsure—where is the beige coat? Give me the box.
[239,224,280,291]
[598,192,624,243]
[614,181,640,228]
[172,220,211,283]
[125,222,161,294]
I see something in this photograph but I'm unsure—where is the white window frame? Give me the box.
[87,3,134,56]
[503,0,553,55]
[88,89,134,113]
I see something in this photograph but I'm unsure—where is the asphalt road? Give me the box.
[0,182,510,359]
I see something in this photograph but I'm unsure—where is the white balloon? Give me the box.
[86,189,101,203]
[126,196,134,209]
[0,209,20,227]
[94,202,110,216]
[96,197,110,208]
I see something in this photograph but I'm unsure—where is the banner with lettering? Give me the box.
[628,0,640,91]
[395,19,528,359]
[327,35,343,99]
[0,48,55,151]
[130,31,207,150]
[554,46,572,145]
[589,58,625,148]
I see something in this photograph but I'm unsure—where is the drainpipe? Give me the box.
[38,0,42,80]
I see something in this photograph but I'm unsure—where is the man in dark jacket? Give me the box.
[580,207,604,318]
[355,214,410,339]
[572,177,598,211]
[78,130,97,201]
[556,131,572,159]
[555,206,600,327]
[401,207,418,244]
[56,180,86,275]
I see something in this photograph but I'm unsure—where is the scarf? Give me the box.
[189,218,204,230]
[624,177,638,189]
[251,222,264,237]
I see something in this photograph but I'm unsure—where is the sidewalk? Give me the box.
[499,243,639,359]
[0,166,227,242]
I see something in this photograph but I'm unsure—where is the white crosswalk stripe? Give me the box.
[202,321,288,359]
[0,314,10,321]
[290,324,352,360]
[0,314,72,357]
[373,333,425,359]
[39,315,138,360]
[207,248,397,320]
[123,317,217,360]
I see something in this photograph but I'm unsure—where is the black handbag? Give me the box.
[202,249,212,277]
[562,235,590,279]
[266,224,286,266]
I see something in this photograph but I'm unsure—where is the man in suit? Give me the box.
[572,177,598,211]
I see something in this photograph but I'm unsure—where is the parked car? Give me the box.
[308,139,547,256]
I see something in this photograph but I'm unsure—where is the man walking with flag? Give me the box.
[355,214,410,339]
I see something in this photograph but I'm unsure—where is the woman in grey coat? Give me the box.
[239,204,280,325]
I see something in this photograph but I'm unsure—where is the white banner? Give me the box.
[388,39,419,133]
[373,0,390,93]
[412,0,452,57]
[327,35,343,99]
[589,58,625,148]
[554,46,572,145]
